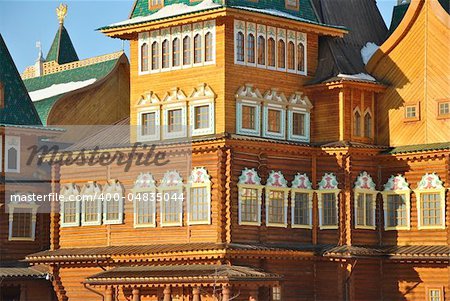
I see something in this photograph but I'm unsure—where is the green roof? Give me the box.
[388,2,409,35]
[0,34,42,126]
[46,25,79,64]
[23,56,121,125]
[130,0,318,22]
[385,142,450,155]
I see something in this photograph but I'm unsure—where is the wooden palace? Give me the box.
[20,0,450,300]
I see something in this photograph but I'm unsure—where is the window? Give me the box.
[354,172,377,229]
[151,41,159,70]
[405,104,419,121]
[5,136,20,173]
[297,42,305,72]
[162,39,170,69]
[382,175,411,230]
[162,89,187,139]
[8,201,38,241]
[194,105,209,129]
[194,33,202,64]
[415,173,446,229]
[268,109,281,133]
[364,111,372,138]
[287,92,312,142]
[247,33,255,64]
[262,90,286,139]
[257,36,265,65]
[133,173,157,227]
[317,173,340,229]
[287,41,295,70]
[187,168,211,224]
[242,105,256,130]
[103,180,123,224]
[438,101,450,117]
[286,0,298,9]
[266,171,288,227]
[291,173,313,228]
[238,168,263,225]
[354,108,361,137]
[183,36,191,65]
[168,109,182,133]
[205,32,213,62]
[236,32,245,62]
[236,85,262,136]
[292,112,305,136]
[272,286,282,301]
[277,39,285,69]
[172,38,180,67]
[293,192,310,225]
[189,83,215,136]
[149,0,163,9]
[268,37,276,67]
[137,93,161,142]
[428,288,443,301]
[60,183,81,227]
[142,112,157,136]
[81,182,102,226]
[140,43,149,72]
[159,171,184,227]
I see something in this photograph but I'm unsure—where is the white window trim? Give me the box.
[287,30,296,74]
[189,99,215,136]
[5,135,20,173]
[415,188,446,230]
[276,29,287,72]
[138,32,150,75]
[291,189,313,229]
[246,22,256,67]
[256,24,267,69]
[193,22,204,67]
[287,108,310,142]
[234,20,246,66]
[181,25,193,69]
[238,184,263,226]
[60,183,81,227]
[160,29,171,72]
[316,190,340,230]
[162,102,188,140]
[150,30,161,73]
[296,32,307,75]
[203,20,216,66]
[262,104,286,140]
[186,167,211,225]
[171,26,182,71]
[267,27,277,71]
[354,188,377,230]
[265,187,289,228]
[81,182,102,226]
[102,180,124,225]
[137,107,161,142]
[382,191,411,231]
[159,171,184,227]
[8,200,39,241]
[133,187,157,228]
[236,100,261,136]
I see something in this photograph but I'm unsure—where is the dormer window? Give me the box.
[149,0,163,10]
[286,0,299,10]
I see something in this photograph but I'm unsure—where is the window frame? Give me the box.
[182,26,193,68]
[291,173,313,229]
[276,29,286,71]
[404,103,420,121]
[262,89,287,140]
[133,173,157,228]
[426,287,444,301]
[234,21,245,65]
[7,198,39,241]
[138,33,150,75]
[137,106,161,142]
[189,84,215,136]
[353,107,362,137]
[287,92,312,142]
[265,171,289,228]
[354,172,377,230]
[287,30,296,73]
[81,182,102,226]
[102,180,124,225]
[296,32,307,75]
[238,168,263,226]
[316,173,340,230]
[171,27,182,70]
[437,99,450,119]
[236,85,263,137]
[414,173,446,230]
[363,108,373,139]
[150,30,161,73]
[382,175,411,231]
[162,90,188,140]
[186,167,211,225]
[60,183,81,227]
[159,170,184,227]
[256,24,267,68]
[5,135,20,173]
[202,20,216,66]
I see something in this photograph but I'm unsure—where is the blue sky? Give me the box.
[0,0,397,72]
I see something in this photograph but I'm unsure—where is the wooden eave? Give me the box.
[304,80,387,93]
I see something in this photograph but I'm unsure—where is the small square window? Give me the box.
[285,0,299,10]
[404,104,419,121]
[149,0,163,9]
[428,288,442,301]
[272,286,282,301]
[438,102,450,116]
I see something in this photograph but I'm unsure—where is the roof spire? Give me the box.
[56,3,68,25]
[35,41,44,62]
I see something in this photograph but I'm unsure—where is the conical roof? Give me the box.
[45,24,79,64]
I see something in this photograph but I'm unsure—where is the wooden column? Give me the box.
[132,287,141,301]
[192,286,200,301]
[222,285,230,301]
[163,286,171,301]
[104,287,113,301]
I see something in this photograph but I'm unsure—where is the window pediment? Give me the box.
[236,84,263,100]
[81,181,102,194]
[163,88,187,103]
[288,92,312,109]
[417,173,444,190]
[189,83,215,100]
[189,167,211,184]
[238,168,261,185]
[266,170,288,188]
[138,91,161,106]
[318,173,339,190]
[263,89,287,104]
[160,170,183,187]
[134,172,157,189]
[355,171,376,190]
[292,173,312,190]
[384,175,409,191]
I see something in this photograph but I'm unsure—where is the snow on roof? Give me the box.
[361,42,379,65]
[108,0,222,27]
[29,79,97,102]
[337,73,377,82]
[231,6,316,24]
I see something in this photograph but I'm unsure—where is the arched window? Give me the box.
[60,183,81,227]
[317,173,340,229]
[364,111,372,138]
[354,108,361,137]
[265,171,289,227]
[382,175,411,230]
[162,39,170,68]
[236,32,244,62]
[140,43,149,72]
[268,38,275,67]
[297,43,305,72]
[7,147,18,171]
[257,36,265,65]
[194,33,202,64]
[81,182,102,226]
[183,36,191,65]
[277,39,285,69]
[172,38,180,67]
[187,168,211,224]
[102,180,124,224]
[5,136,20,172]
[205,32,213,62]
[151,41,159,70]
[238,168,263,225]
[414,173,446,229]
[133,173,157,227]
[287,41,295,70]
[159,171,184,226]
[247,33,255,64]
[354,172,377,229]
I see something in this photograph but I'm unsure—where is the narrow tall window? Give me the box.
[61,184,81,227]
[317,173,339,229]
[387,194,407,227]
[194,34,202,64]
[247,33,255,64]
[354,109,361,136]
[383,175,410,230]
[188,168,211,224]
[151,41,159,70]
[162,39,170,68]
[159,171,184,227]
[292,112,305,136]
[205,32,213,62]
[291,173,313,228]
[364,111,372,138]
[268,38,275,67]
[103,180,123,224]
[81,182,102,226]
[354,172,377,229]
[242,105,256,130]
[183,36,191,65]
[357,194,375,226]
[267,109,281,133]
[293,192,309,225]
[7,147,18,171]
[267,190,285,224]
[257,36,265,65]
[277,40,285,68]
[194,105,209,130]
[140,43,149,72]
[236,32,245,62]
[272,286,282,301]
[287,41,295,70]
[322,193,337,226]
[133,173,156,227]
[11,208,32,239]
[172,38,180,67]
[297,43,305,72]
[415,173,446,229]
[142,112,156,136]
[168,109,182,133]
[5,136,20,173]
[266,171,288,227]
[238,168,262,225]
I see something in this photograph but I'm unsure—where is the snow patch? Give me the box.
[232,6,312,23]
[109,0,222,27]
[29,79,97,102]
[337,73,377,82]
[361,42,379,65]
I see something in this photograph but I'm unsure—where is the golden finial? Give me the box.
[56,3,68,25]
